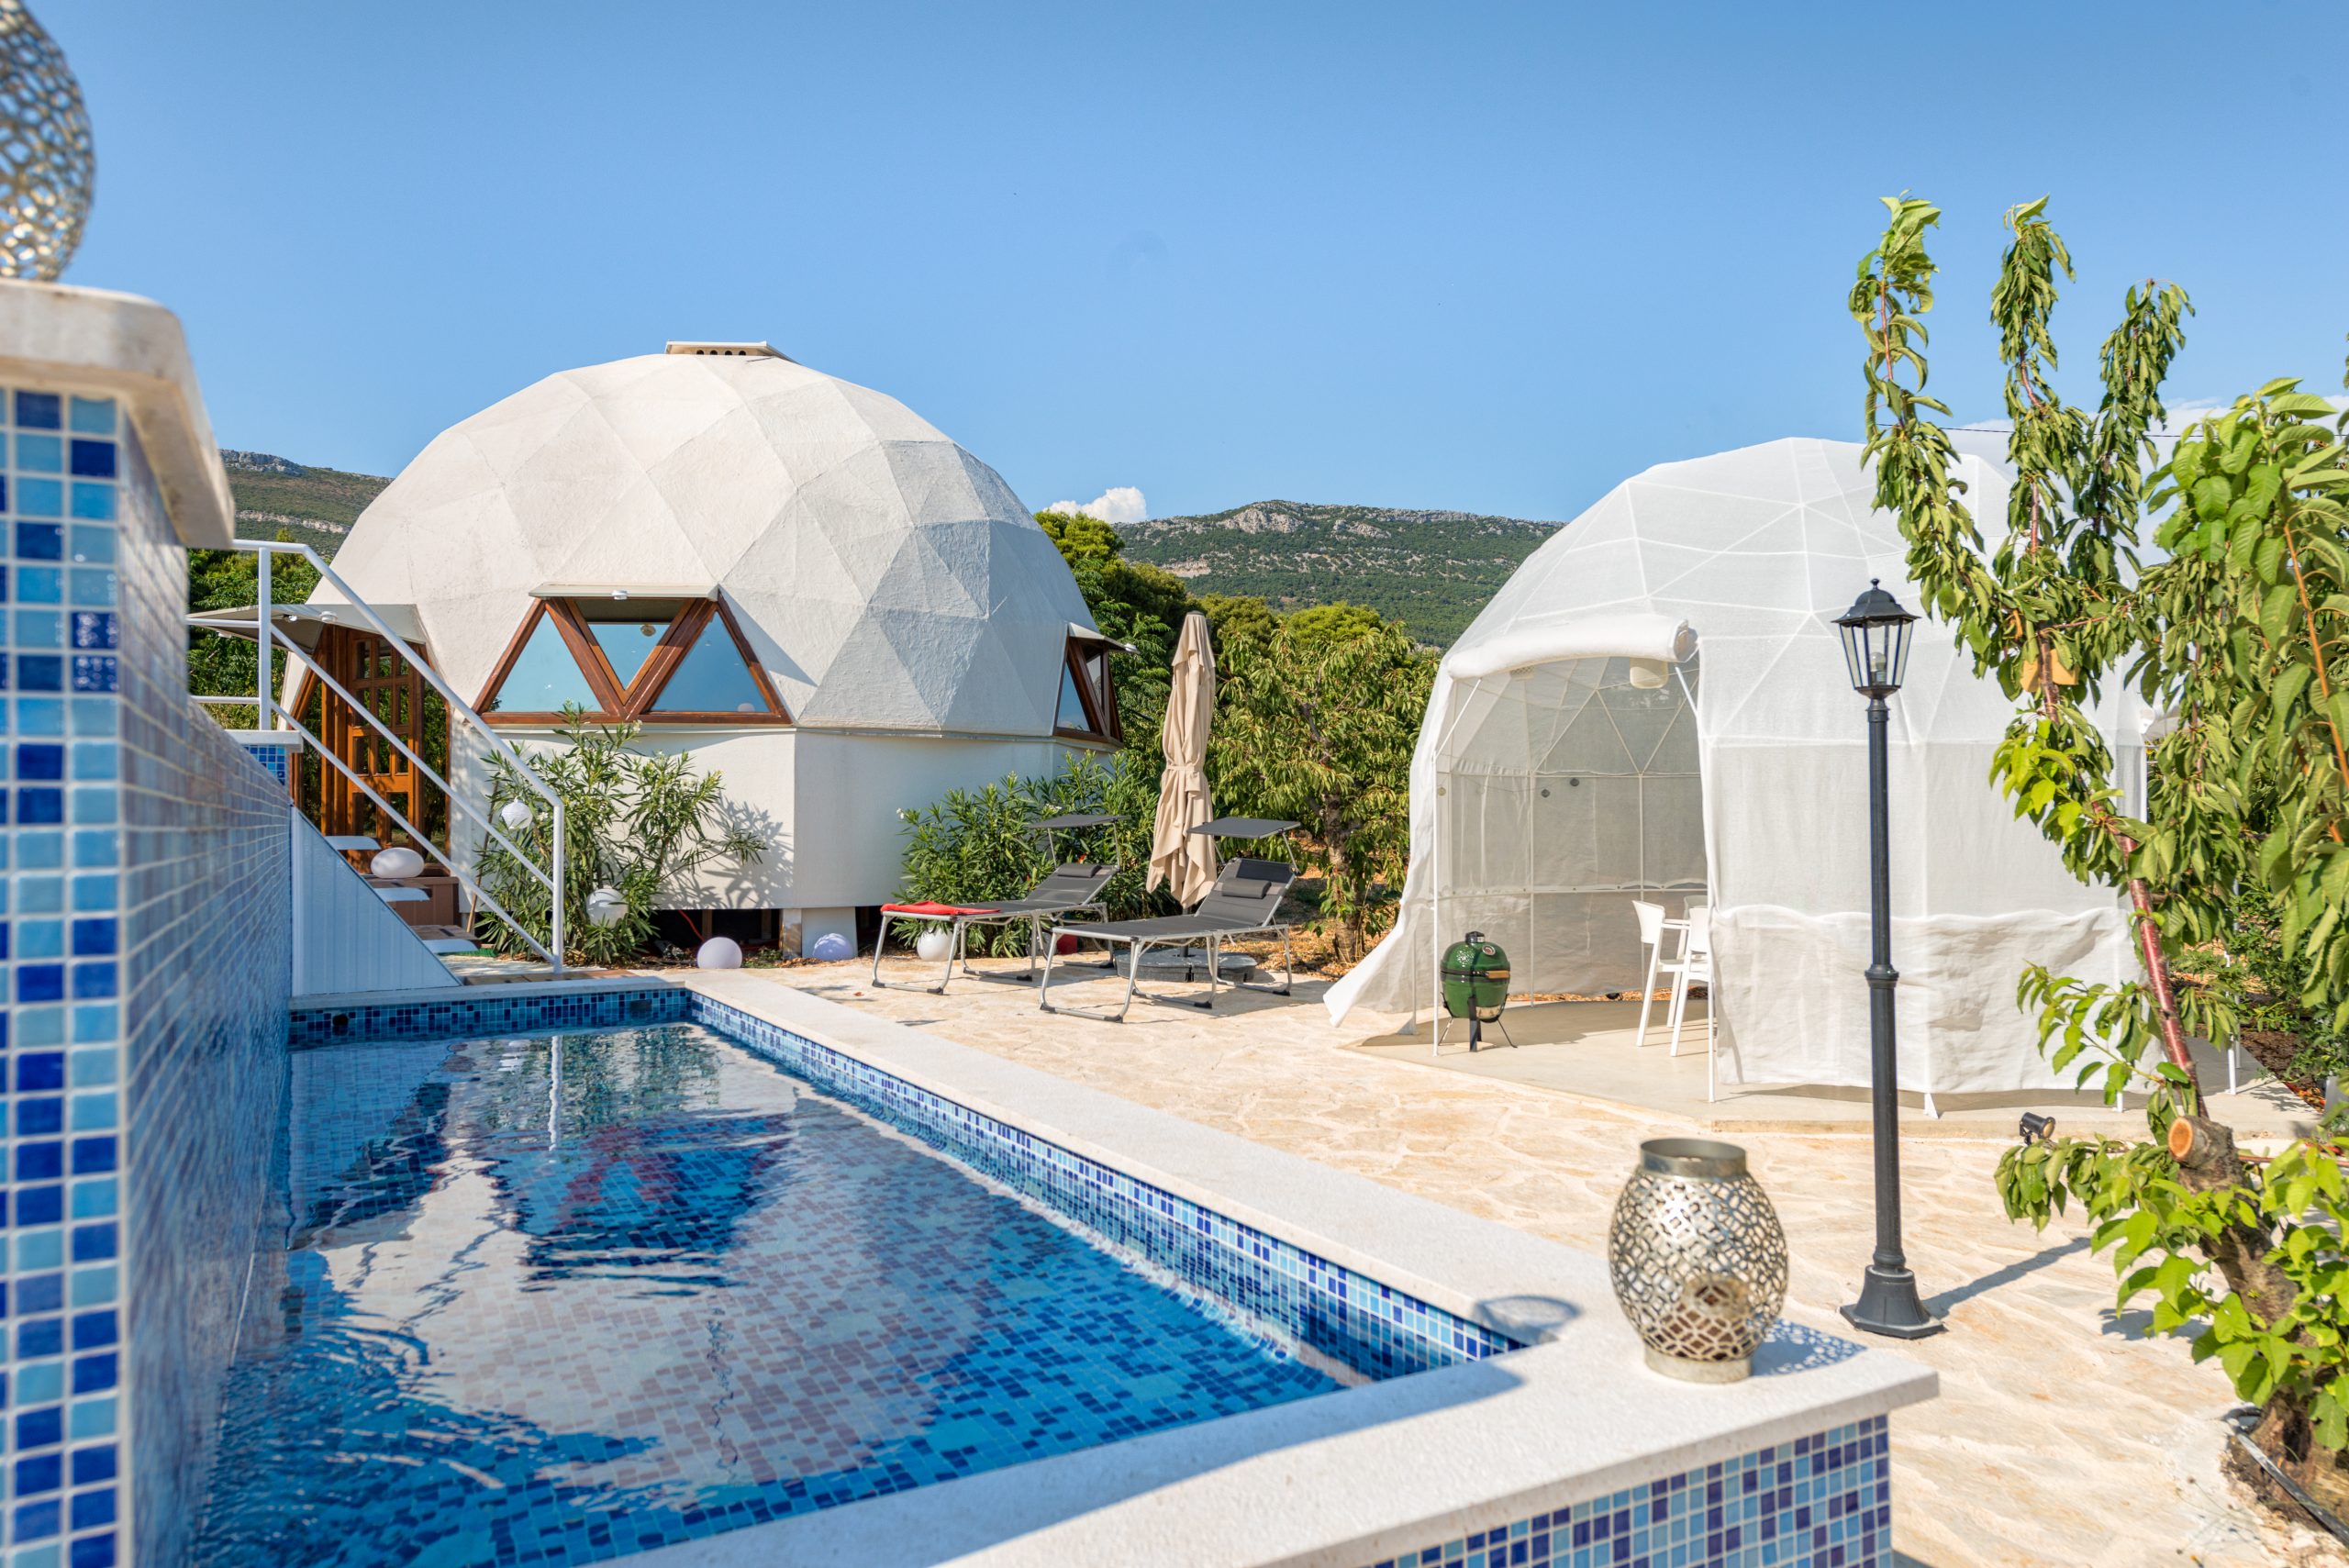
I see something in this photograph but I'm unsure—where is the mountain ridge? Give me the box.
[217,454,1557,646]
[1118,498,1560,644]
[219,450,391,556]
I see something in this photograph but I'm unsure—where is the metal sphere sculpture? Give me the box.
[0,0,94,282]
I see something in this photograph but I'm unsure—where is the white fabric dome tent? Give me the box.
[1327,437,2134,1096]
[318,344,1113,932]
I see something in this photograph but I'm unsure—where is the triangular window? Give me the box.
[580,598,687,688]
[483,606,603,716]
[1053,632,1120,742]
[1057,664,1092,731]
[650,613,770,716]
[480,595,787,725]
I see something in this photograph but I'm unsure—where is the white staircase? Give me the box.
[192,538,570,985]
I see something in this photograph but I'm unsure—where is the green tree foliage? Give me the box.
[1198,592,1277,651]
[1039,509,1199,744]
[892,751,1168,953]
[476,713,765,966]
[1854,194,2349,1511]
[2208,891,2349,1088]
[1283,601,1387,651]
[1036,509,1122,563]
[1211,617,1432,960]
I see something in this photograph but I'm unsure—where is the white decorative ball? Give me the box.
[585,887,629,928]
[916,929,953,962]
[807,930,854,962]
[696,937,743,970]
[498,799,533,831]
[371,846,425,879]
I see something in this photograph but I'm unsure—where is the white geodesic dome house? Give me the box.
[319,344,1118,940]
[1328,436,2136,1096]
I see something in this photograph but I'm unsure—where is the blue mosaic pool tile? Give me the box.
[237,736,295,787]
[684,993,1520,1378]
[286,984,1519,1382]
[206,1024,1384,1566]
[245,1005,1904,1568]
[4,385,128,1568]
[1360,1416,1893,1568]
[3,377,294,1568]
[287,982,682,1048]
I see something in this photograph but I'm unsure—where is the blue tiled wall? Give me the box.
[234,740,292,789]
[113,422,292,1568]
[2,382,294,1568]
[1364,1416,1892,1568]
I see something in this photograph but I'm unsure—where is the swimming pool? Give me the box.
[196,1018,1502,1566]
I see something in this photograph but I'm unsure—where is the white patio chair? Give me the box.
[1631,900,1688,1047]
[1661,906,1716,1097]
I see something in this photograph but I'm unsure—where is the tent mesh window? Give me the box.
[1433,654,1706,996]
[477,596,788,724]
[1053,634,1120,742]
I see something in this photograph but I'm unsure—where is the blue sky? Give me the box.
[46,1,2349,523]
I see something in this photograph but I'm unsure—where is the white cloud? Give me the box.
[1044,485,1148,526]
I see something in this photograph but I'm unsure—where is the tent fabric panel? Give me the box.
[1328,434,2131,1097]
[1710,906,2124,1095]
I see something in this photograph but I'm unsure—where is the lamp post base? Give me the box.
[1840,1266,1945,1340]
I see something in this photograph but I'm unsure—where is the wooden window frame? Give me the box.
[635,598,791,724]
[477,595,790,726]
[1053,634,1121,744]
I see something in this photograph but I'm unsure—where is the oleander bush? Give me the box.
[475,713,764,966]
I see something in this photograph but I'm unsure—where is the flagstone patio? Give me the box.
[742,957,2342,1568]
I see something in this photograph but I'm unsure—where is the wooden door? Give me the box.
[304,626,436,846]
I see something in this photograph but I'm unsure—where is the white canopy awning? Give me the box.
[528,582,717,601]
[1440,612,1696,682]
[1067,621,1136,652]
[189,601,426,653]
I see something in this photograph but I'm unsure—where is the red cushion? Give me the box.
[882,901,997,917]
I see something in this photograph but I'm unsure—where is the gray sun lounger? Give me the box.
[1037,857,1297,1022]
[871,862,1119,995]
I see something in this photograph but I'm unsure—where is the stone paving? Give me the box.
[749,957,2345,1568]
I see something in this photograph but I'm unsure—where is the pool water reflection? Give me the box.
[196,1025,1347,1567]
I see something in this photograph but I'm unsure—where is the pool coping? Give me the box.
[612,972,1936,1568]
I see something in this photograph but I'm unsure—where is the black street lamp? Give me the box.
[1833,580,1944,1340]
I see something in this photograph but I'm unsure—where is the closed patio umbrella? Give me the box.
[1148,611,1219,906]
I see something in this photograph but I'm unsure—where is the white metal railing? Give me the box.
[190,539,568,973]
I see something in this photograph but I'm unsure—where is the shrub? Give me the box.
[894,751,1166,954]
[475,713,764,966]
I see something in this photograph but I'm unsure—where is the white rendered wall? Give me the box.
[453,728,1095,912]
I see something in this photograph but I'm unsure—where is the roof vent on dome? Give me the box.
[664,340,796,361]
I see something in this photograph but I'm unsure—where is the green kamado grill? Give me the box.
[1440,930,1514,1051]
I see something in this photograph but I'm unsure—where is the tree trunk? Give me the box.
[2171,1116,2349,1517]
[2170,1117,2296,1321]
[2241,1396,2349,1522]
[1320,802,1363,962]
[2124,873,2203,1101]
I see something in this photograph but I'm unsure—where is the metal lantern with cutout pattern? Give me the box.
[1607,1138,1788,1383]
